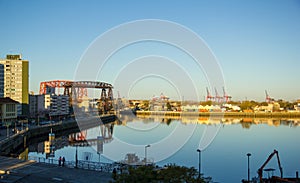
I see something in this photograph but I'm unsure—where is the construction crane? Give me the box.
[265,90,274,103]
[206,87,214,101]
[257,149,283,182]
[223,87,232,103]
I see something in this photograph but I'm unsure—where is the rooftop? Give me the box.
[0,97,19,104]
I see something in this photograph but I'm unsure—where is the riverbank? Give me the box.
[136,111,300,118]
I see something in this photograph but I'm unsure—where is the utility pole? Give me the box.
[247,153,251,182]
[197,149,201,178]
[145,145,150,165]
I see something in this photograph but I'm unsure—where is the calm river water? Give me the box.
[29,116,300,183]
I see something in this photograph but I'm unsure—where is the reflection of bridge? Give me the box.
[69,138,113,146]
[69,123,114,146]
[39,80,114,111]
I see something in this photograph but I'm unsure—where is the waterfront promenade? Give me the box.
[0,156,113,183]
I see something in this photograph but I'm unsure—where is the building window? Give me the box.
[6,104,16,113]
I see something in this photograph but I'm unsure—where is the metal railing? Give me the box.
[28,156,117,173]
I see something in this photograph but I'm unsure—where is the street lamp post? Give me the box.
[247,153,251,182]
[145,145,150,165]
[6,124,9,138]
[75,146,78,168]
[98,152,101,163]
[197,149,201,178]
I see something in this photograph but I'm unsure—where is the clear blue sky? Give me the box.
[0,0,299,101]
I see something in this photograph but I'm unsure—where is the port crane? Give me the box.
[265,90,274,103]
[214,88,222,103]
[206,87,214,101]
[257,149,283,182]
[223,87,232,103]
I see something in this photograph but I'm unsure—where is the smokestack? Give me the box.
[296,171,299,179]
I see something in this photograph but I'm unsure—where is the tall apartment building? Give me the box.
[0,55,29,116]
[48,94,69,116]
[0,64,4,98]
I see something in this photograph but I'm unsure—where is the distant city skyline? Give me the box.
[0,0,299,101]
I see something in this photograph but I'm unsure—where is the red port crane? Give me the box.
[206,87,214,101]
[223,87,232,103]
[214,88,222,103]
[265,90,274,103]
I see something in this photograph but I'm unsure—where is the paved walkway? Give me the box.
[0,156,113,183]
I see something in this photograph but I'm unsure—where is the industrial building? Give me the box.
[0,55,29,116]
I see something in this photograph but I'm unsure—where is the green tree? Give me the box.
[200,101,213,106]
[227,100,240,105]
[277,99,296,110]
[166,102,172,111]
[239,100,258,111]
[113,165,157,183]
[141,100,150,110]
[157,164,206,183]
[112,164,210,183]
[260,102,268,106]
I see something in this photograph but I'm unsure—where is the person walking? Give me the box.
[112,168,117,180]
[58,156,62,166]
[62,157,65,167]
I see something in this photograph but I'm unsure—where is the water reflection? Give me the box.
[30,133,69,159]
[28,117,300,156]
[26,117,300,183]
[125,115,300,128]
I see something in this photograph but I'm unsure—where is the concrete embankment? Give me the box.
[0,115,116,156]
[136,111,300,118]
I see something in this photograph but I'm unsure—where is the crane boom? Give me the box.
[257,149,283,182]
[206,87,210,96]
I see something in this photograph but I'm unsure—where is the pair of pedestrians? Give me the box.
[58,156,65,167]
